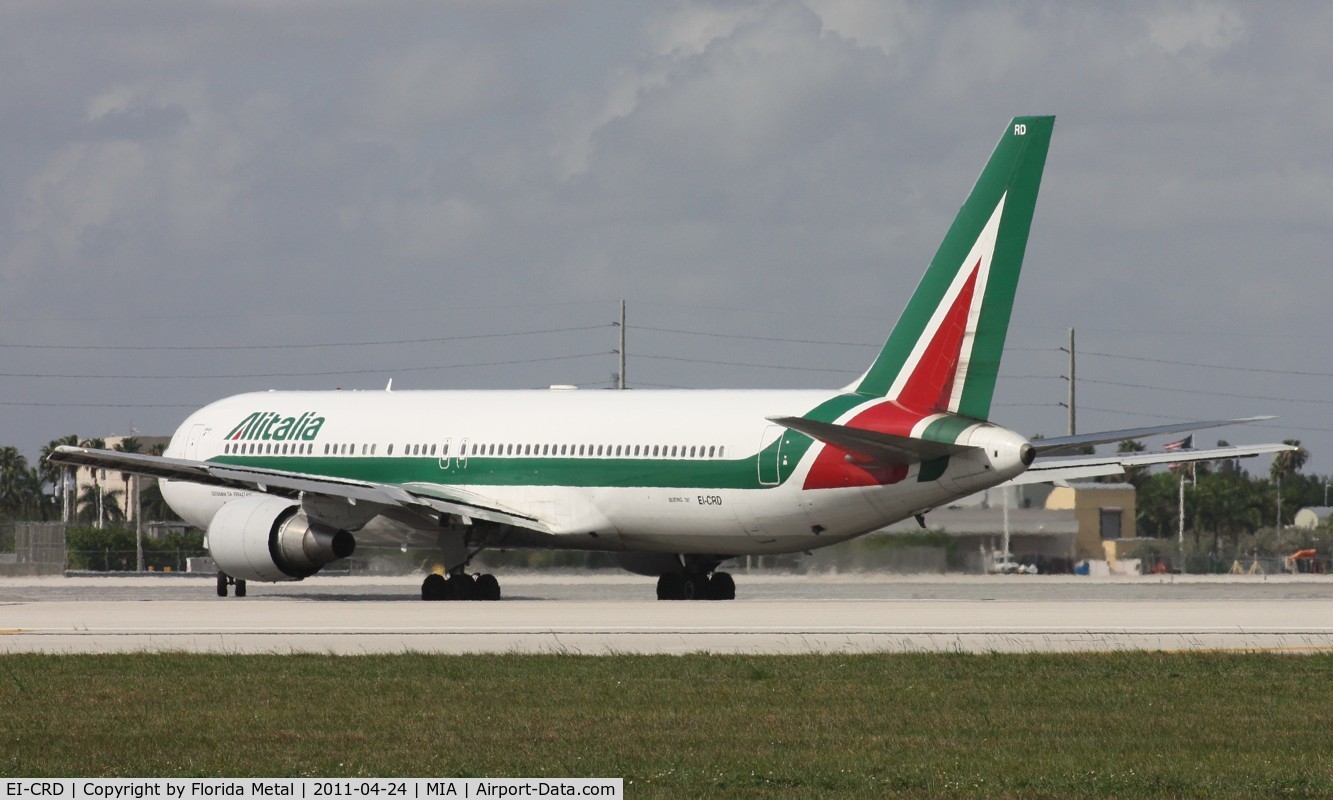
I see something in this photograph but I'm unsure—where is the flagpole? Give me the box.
[1167,434,1193,574]
[1177,468,1185,572]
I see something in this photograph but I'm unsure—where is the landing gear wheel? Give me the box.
[681,574,711,601]
[475,573,501,601]
[422,573,447,601]
[216,572,229,597]
[445,574,475,601]
[709,571,735,600]
[657,573,684,601]
[234,579,247,598]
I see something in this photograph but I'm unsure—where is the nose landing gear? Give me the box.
[215,571,247,598]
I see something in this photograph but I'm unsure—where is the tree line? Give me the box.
[0,436,179,525]
[1118,438,1328,556]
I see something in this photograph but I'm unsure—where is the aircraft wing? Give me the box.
[766,415,977,466]
[1032,416,1275,455]
[1010,442,1297,486]
[46,446,543,530]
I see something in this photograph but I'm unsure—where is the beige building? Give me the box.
[879,481,1139,570]
[1044,482,1137,560]
[69,434,170,522]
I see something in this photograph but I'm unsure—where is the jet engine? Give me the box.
[206,495,356,582]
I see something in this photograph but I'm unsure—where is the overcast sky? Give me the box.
[3,1,1331,477]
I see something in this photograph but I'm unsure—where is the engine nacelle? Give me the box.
[207,495,356,582]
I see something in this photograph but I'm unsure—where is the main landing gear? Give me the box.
[656,570,735,601]
[216,571,247,598]
[421,571,501,601]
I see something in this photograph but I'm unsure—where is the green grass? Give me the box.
[2,653,1331,798]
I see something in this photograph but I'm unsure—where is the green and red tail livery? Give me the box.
[853,116,1054,421]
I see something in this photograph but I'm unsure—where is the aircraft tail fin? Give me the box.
[851,116,1054,421]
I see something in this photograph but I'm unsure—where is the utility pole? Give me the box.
[617,300,626,390]
[1066,328,1076,436]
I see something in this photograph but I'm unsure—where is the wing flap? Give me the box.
[48,446,546,531]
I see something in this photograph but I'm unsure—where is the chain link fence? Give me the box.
[0,522,67,576]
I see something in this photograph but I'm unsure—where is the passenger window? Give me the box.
[719,446,725,457]
[596,445,604,456]
[689,446,696,458]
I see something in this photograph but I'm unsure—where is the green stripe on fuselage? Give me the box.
[212,394,883,492]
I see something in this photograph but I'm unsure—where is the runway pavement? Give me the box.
[2,573,1331,655]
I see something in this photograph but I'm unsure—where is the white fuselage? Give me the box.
[160,388,1032,557]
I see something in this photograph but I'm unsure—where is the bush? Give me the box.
[65,525,206,571]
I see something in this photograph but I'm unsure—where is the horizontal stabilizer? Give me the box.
[1033,416,1275,455]
[766,415,976,467]
[1010,442,1296,486]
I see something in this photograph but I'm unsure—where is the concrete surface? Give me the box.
[2,573,1330,655]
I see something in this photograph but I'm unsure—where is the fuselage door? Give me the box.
[438,437,452,470]
[758,425,783,486]
[185,424,206,460]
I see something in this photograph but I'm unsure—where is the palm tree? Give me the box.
[1270,440,1310,528]
[0,446,33,518]
[40,435,79,522]
[76,486,124,526]
[114,437,144,571]
[79,437,107,528]
[1116,439,1146,487]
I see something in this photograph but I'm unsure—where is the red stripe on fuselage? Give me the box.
[802,263,978,490]
[801,401,928,490]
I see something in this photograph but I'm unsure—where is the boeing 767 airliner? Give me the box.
[50,116,1293,601]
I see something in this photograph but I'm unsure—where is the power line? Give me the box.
[635,353,858,374]
[0,324,609,352]
[1081,349,1333,379]
[636,325,879,348]
[1078,378,1333,406]
[0,401,199,408]
[0,352,610,380]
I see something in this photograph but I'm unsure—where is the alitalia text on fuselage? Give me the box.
[226,411,326,442]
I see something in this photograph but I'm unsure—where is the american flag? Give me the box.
[1166,435,1193,472]
[1164,435,1193,452]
